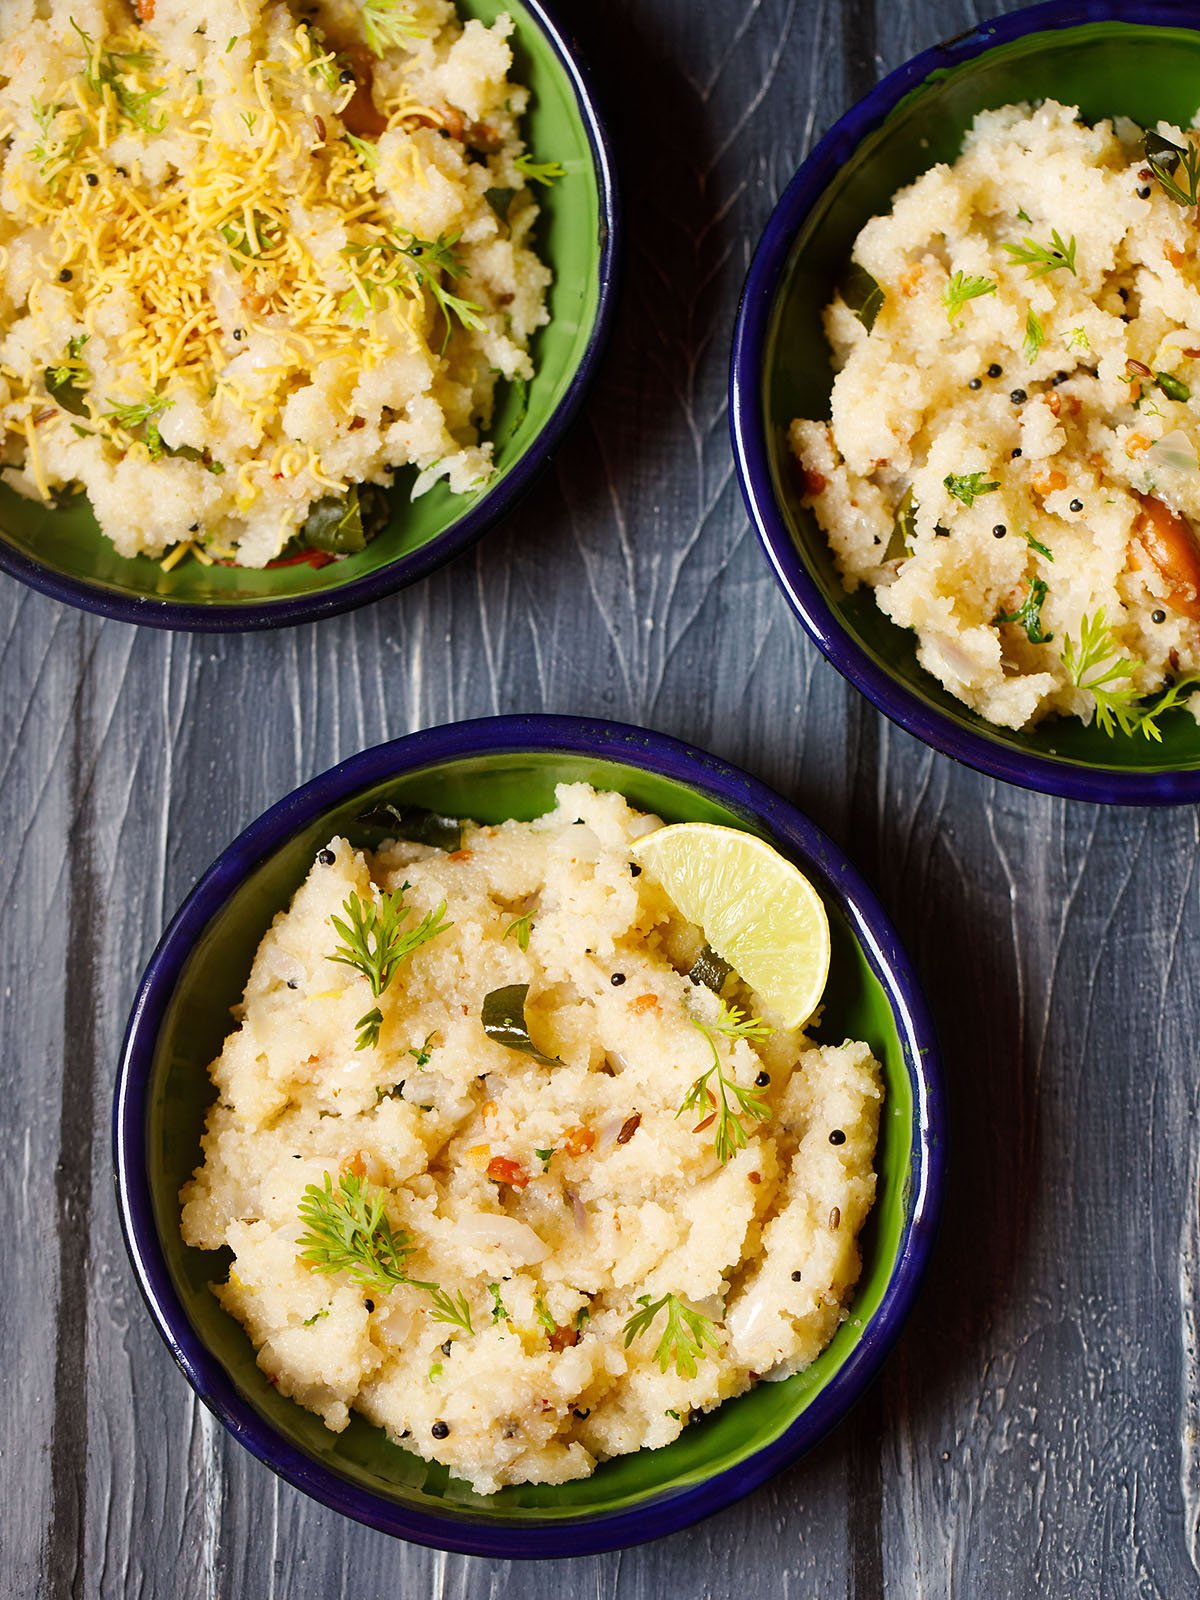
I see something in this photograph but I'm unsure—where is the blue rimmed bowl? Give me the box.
[114,715,944,1557]
[731,0,1200,804]
[0,0,618,632]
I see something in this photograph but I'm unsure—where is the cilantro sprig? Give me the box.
[1062,609,1199,740]
[70,19,166,134]
[994,576,1053,644]
[623,1293,720,1379]
[1003,229,1077,278]
[944,472,1000,508]
[104,394,173,456]
[328,885,451,1049]
[345,132,380,170]
[678,1002,771,1166]
[31,100,83,190]
[342,231,485,351]
[514,153,566,186]
[298,1170,412,1289]
[1023,307,1045,363]
[298,1171,473,1331]
[943,271,995,326]
[359,0,431,56]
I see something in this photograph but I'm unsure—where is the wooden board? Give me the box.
[5,1,1198,1593]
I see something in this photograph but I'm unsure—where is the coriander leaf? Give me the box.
[303,40,340,92]
[328,886,451,1048]
[298,1172,474,1327]
[220,208,284,262]
[72,18,166,134]
[943,270,996,325]
[1061,609,1198,740]
[342,230,484,352]
[105,394,172,432]
[1061,610,1142,736]
[840,261,884,331]
[400,231,485,345]
[944,472,1001,508]
[355,1006,384,1051]
[104,394,173,455]
[345,132,380,169]
[504,912,533,951]
[514,153,566,185]
[1023,306,1045,364]
[1023,529,1054,561]
[622,1293,720,1379]
[679,1002,772,1166]
[533,1292,557,1333]
[1064,326,1091,352]
[1003,229,1077,278]
[406,1278,473,1333]
[488,1283,511,1323]
[408,1031,437,1068]
[994,576,1053,643]
[534,1147,554,1172]
[481,983,561,1066]
[709,1002,772,1045]
[359,0,431,56]
[1136,674,1200,735]
[297,1171,413,1290]
[31,99,82,190]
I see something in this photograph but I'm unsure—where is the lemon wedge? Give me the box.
[631,823,831,1028]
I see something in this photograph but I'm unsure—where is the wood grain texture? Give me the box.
[5,0,1200,1594]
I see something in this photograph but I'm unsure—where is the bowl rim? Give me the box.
[0,0,620,633]
[729,0,1200,806]
[113,713,945,1558]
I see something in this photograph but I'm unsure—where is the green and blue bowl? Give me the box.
[731,0,1200,803]
[114,715,944,1557]
[0,0,617,631]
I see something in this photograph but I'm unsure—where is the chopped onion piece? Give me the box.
[565,1186,589,1233]
[453,1211,550,1264]
[1146,429,1198,474]
[594,1114,628,1153]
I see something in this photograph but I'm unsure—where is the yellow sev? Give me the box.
[5,16,462,506]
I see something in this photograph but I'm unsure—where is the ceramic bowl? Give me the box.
[0,0,618,631]
[114,715,944,1556]
[730,0,1200,804]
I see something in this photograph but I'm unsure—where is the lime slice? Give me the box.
[631,823,831,1028]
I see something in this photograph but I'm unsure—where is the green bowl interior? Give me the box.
[0,0,602,607]
[148,752,917,1523]
[768,20,1200,774]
